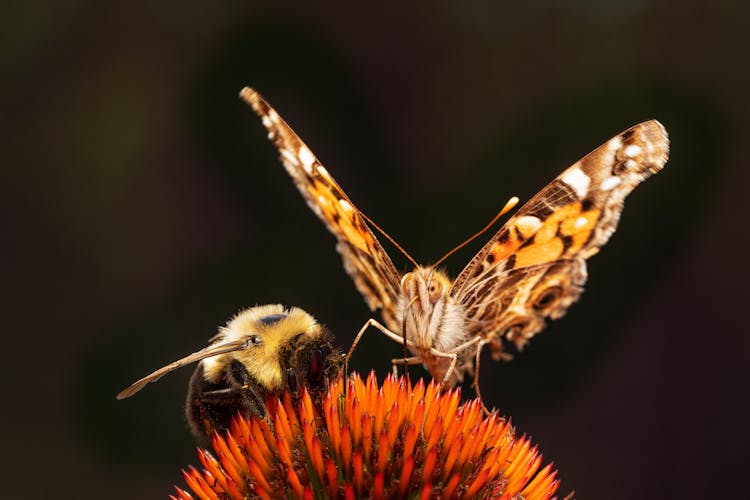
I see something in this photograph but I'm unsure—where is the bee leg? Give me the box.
[228,359,269,417]
[201,386,268,420]
[241,384,268,418]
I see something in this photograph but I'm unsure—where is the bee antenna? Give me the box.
[432,196,519,269]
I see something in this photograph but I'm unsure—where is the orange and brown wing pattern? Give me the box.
[459,259,588,355]
[452,120,669,350]
[240,88,402,327]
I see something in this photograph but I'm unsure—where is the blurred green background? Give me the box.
[4,1,748,498]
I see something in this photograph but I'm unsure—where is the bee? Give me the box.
[117,304,343,443]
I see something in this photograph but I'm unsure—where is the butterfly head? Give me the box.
[400,267,450,308]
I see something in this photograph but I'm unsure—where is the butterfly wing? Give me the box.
[241,88,402,328]
[451,120,669,352]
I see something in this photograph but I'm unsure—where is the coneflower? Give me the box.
[174,372,563,499]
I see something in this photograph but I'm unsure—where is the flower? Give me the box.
[173,372,562,499]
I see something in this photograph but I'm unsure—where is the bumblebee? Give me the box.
[117,304,343,443]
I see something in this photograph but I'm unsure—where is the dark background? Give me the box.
[4,1,748,498]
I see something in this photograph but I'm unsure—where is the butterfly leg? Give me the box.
[471,340,492,414]
[429,336,483,389]
[346,318,416,379]
[433,349,459,390]
[410,346,463,390]
[390,356,425,377]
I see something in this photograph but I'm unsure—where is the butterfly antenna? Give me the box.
[432,196,519,268]
[358,211,419,268]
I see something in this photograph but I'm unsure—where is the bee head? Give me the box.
[202,305,324,391]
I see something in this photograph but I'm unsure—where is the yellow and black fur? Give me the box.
[118,305,343,444]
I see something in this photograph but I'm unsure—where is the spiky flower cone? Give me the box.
[174,372,562,499]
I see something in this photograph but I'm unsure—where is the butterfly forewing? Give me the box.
[240,88,402,329]
[451,120,669,351]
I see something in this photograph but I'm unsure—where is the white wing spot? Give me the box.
[268,109,279,122]
[608,137,623,151]
[281,149,300,166]
[261,116,272,128]
[317,165,332,181]
[339,199,354,212]
[317,194,329,206]
[600,176,622,191]
[575,216,589,228]
[624,144,642,157]
[515,215,543,238]
[298,146,315,173]
[561,166,590,197]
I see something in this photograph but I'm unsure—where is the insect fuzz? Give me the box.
[394,268,472,384]
[117,305,343,444]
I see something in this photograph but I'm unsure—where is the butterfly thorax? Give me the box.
[397,267,468,380]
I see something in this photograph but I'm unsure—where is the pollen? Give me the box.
[174,373,563,499]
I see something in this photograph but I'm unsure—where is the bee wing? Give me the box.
[116,339,249,399]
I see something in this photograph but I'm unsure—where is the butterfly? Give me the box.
[240,87,669,395]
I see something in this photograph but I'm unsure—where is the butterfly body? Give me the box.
[240,87,669,391]
[397,267,469,383]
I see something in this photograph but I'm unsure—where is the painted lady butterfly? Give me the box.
[240,87,669,397]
